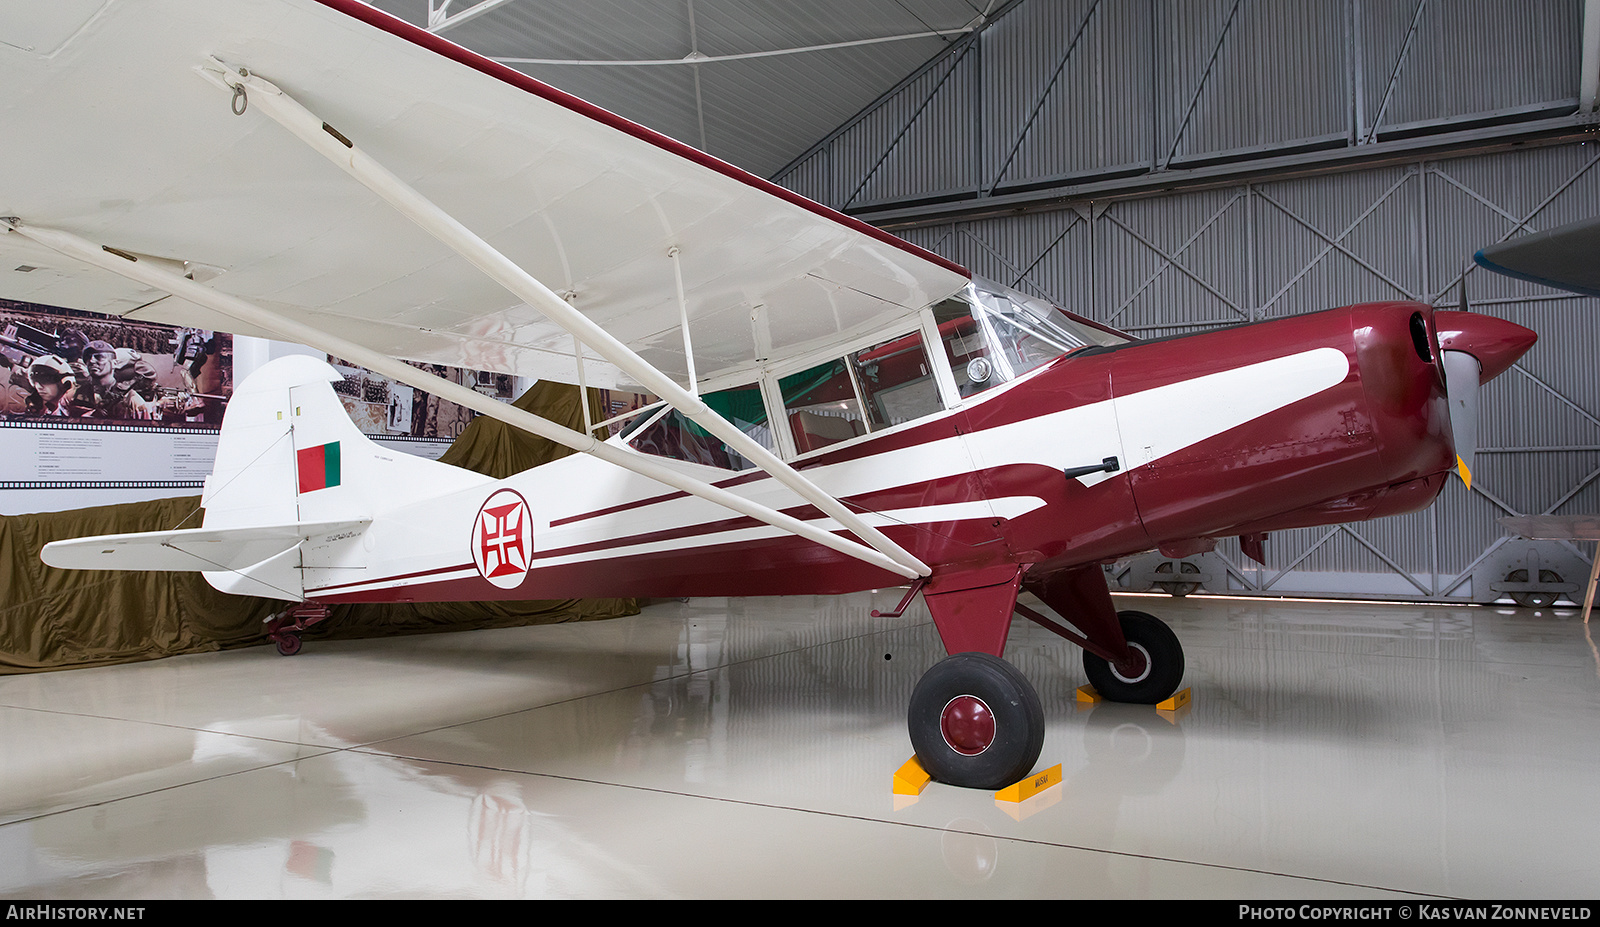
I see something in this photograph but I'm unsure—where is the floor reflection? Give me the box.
[1,591,1595,897]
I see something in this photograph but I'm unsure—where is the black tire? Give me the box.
[908,652,1045,790]
[1082,610,1184,704]
[274,633,303,657]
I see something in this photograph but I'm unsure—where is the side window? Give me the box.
[934,298,990,398]
[933,286,1125,398]
[627,382,772,470]
[780,359,867,455]
[851,331,940,429]
[781,330,944,455]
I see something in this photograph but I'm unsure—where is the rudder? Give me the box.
[199,355,488,598]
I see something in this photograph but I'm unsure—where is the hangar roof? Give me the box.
[367,1,999,180]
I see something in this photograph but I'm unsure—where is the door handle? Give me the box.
[1063,456,1120,480]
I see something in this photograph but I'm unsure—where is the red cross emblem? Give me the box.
[471,489,532,589]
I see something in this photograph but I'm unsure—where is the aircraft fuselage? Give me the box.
[297,300,1529,605]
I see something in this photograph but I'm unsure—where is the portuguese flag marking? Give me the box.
[297,441,341,494]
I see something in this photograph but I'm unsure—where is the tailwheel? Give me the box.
[1083,610,1184,704]
[908,652,1044,790]
[265,601,329,657]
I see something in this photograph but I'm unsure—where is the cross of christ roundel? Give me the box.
[470,489,533,589]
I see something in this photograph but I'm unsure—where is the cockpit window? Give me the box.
[627,382,772,471]
[852,330,941,430]
[780,358,868,454]
[779,329,944,455]
[620,278,1116,466]
[935,279,1127,398]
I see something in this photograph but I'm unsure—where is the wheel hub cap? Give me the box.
[1112,642,1152,684]
[940,695,995,756]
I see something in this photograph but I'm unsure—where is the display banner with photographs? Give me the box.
[326,357,518,461]
[326,357,514,441]
[0,296,612,507]
[0,299,234,494]
[1,299,232,427]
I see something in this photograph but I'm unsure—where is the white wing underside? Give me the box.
[0,0,968,390]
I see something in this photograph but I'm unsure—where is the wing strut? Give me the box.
[196,59,931,580]
[3,220,922,582]
[669,246,697,396]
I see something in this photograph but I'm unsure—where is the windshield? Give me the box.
[934,279,1128,398]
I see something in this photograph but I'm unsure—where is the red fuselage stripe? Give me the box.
[548,488,691,527]
[309,561,474,594]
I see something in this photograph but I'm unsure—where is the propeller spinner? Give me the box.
[1431,310,1538,492]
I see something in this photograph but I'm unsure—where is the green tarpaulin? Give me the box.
[0,381,638,673]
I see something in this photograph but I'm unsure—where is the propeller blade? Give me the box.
[1441,349,1481,491]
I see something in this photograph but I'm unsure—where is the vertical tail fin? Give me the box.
[200,355,488,597]
[202,355,367,529]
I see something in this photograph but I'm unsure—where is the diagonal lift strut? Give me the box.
[4,218,923,581]
[193,57,931,580]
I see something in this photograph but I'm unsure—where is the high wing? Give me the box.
[1473,217,1600,300]
[0,0,967,391]
[0,0,972,580]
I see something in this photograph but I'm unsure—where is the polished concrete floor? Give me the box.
[1,590,1597,899]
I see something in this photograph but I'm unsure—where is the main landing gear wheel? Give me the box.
[1082,610,1184,704]
[908,652,1045,791]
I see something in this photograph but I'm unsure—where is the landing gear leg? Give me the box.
[1019,564,1186,704]
[909,566,1045,789]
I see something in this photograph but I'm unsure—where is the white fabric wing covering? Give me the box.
[0,0,969,390]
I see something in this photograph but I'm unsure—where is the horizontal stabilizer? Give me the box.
[41,520,370,573]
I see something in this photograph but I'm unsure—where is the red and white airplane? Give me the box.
[6,1,1536,790]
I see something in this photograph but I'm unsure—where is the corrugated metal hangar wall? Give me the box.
[774,0,1600,604]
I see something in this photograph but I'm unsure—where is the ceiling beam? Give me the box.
[426,0,522,34]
